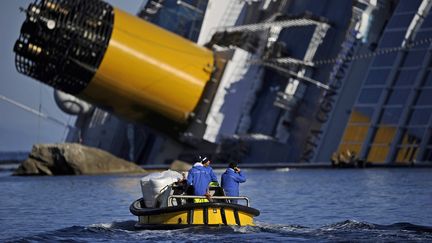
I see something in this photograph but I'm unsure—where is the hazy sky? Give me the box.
[0,0,145,152]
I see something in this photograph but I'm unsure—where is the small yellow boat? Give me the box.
[130,184,260,229]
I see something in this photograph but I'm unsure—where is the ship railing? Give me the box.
[168,195,250,207]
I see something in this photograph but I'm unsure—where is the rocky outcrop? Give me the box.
[14,143,145,176]
[169,160,192,173]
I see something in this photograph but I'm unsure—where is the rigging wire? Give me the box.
[62,115,72,141]
[312,37,431,66]
[243,36,432,90]
[259,62,330,90]
[0,94,73,129]
[253,37,432,67]
[37,83,42,143]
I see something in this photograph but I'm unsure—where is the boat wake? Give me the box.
[252,220,432,241]
[5,220,432,242]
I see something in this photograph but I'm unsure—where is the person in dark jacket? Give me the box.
[187,156,218,202]
[221,162,246,203]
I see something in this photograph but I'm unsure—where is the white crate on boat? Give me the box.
[140,170,182,207]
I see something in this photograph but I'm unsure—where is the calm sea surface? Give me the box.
[1,168,432,242]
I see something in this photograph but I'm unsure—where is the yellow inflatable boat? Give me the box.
[130,184,260,229]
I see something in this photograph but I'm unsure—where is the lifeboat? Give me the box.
[130,171,260,229]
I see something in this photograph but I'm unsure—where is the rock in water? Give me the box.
[14,143,145,176]
[169,160,192,173]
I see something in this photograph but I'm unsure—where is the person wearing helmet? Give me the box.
[186,156,218,202]
[221,162,246,204]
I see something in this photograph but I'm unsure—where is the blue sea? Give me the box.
[1,168,431,242]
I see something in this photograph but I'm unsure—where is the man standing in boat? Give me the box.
[187,156,218,202]
[221,162,246,204]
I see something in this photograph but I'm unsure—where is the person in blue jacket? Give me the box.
[221,162,246,204]
[187,156,218,202]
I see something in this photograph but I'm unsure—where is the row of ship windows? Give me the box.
[385,12,432,32]
[349,106,432,126]
[364,66,429,86]
[370,44,431,68]
[341,125,429,144]
[357,87,432,106]
[383,0,432,38]
[394,0,423,15]
[379,29,432,49]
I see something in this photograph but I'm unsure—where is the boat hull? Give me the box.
[130,199,260,229]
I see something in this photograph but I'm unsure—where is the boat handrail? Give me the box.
[168,195,250,207]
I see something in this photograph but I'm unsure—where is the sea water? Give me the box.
[0,168,431,242]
